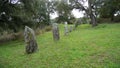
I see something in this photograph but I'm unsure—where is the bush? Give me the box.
[0,33,16,43]
[114,15,120,22]
[97,18,111,23]
[0,25,52,44]
[44,26,52,32]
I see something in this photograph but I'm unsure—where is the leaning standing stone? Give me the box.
[64,22,68,35]
[52,23,60,41]
[24,26,38,54]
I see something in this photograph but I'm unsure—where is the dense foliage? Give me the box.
[0,0,54,32]
[99,0,120,21]
[0,0,119,32]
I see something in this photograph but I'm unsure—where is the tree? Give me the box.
[69,0,100,27]
[99,0,120,21]
[21,0,55,25]
[0,0,55,32]
[0,0,23,32]
[54,0,75,24]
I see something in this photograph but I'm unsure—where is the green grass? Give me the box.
[0,23,120,68]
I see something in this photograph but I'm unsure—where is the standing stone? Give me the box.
[74,21,78,30]
[74,19,81,30]
[69,25,73,32]
[64,22,69,35]
[52,23,60,41]
[24,26,38,54]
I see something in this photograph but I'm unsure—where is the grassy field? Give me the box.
[0,23,120,68]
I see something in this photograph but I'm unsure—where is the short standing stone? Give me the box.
[64,22,69,35]
[52,23,60,41]
[24,26,38,54]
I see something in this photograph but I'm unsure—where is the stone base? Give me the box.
[26,40,38,54]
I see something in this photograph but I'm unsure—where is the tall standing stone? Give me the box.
[69,25,73,32]
[52,23,60,41]
[64,22,68,35]
[74,19,81,30]
[24,26,38,54]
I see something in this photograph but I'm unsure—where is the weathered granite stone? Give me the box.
[24,26,38,54]
[64,22,68,35]
[52,23,60,41]
[69,25,73,32]
[74,19,81,30]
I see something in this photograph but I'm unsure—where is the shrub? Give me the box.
[97,18,111,23]
[44,26,52,32]
[114,15,120,22]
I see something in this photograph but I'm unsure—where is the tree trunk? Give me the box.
[90,13,97,27]
[110,14,114,21]
[88,0,97,27]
